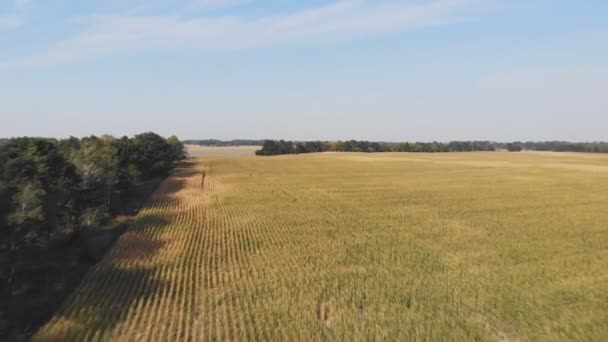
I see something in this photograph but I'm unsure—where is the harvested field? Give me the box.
[185,145,260,157]
[35,152,608,340]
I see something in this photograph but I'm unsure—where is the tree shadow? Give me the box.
[27,164,193,341]
[172,160,203,177]
[108,215,170,261]
[33,264,166,341]
[30,213,175,340]
[3,215,171,342]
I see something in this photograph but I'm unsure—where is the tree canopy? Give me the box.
[0,132,185,317]
[255,140,608,156]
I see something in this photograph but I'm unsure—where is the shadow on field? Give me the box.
[36,266,166,341]
[109,215,170,261]
[32,169,191,341]
[173,160,203,176]
[174,168,203,178]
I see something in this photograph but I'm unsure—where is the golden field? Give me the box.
[34,152,608,341]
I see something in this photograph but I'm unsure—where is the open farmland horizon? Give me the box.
[185,144,261,157]
[4,1,608,339]
[34,151,608,340]
[184,140,608,155]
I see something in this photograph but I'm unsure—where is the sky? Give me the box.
[0,0,607,142]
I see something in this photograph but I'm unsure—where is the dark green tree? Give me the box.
[130,132,178,178]
[167,135,187,161]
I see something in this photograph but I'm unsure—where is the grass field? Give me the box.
[34,152,608,341]
[185,144,261,157]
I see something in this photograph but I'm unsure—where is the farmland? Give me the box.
[34,152,608,340]
[185,144,260,157]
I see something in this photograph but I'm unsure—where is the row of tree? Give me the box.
[255,140,497,155]
[0,132,185,296]
[256,140,608,155]
[496,141,608,153]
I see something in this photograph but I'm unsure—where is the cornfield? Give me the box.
[34,152,608,341]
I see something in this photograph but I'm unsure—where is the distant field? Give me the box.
[35,152,608,340]
[185,144,260,157]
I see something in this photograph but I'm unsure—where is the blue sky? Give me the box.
[1,0,607,141]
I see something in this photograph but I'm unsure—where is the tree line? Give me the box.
[255,140,608,155]
[0,132,185,335]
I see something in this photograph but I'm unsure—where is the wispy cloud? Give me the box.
[5,0,499,68]
[14,0,31,10]
[0,0,31,30]
[0,14,25,29]
[192,0,251,11]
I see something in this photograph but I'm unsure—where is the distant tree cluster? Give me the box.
[0,132,185,303]
[256,140,608,156]
[183,139,265,146]
[255,140,327,155]
[255,140,497,155]
[494,141,608,153]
